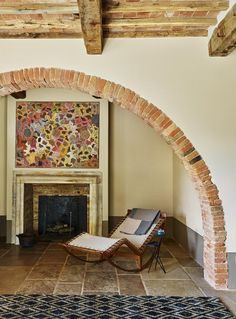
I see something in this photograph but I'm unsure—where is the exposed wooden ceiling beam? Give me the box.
[0,32,82,39]
[0,2,78,14]
[0,0,76,2]
[0,15,82,38]
[0,14,78,21]
[0,13,79,21]
[1,0,228,14]
[104,29,208,37]
[209,4,236,56]
[103,17,217,28]
[0,0,227,41]
[0,16,214,32]
[0,31,83,39]
[104,1,229,13]
[77,0,103,54]
[0,18,213,39]
[0,19,81,31]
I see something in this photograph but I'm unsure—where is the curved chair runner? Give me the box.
[62,211,166,272]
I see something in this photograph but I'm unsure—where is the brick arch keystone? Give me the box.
[0,67,228,289]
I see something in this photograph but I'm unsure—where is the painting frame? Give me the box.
[15,101,100,169]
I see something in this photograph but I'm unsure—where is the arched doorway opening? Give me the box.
[0,67,228,289]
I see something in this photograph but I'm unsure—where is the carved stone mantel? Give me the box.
[12,170,103,243]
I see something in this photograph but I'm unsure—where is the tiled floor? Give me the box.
[0,239,235,315]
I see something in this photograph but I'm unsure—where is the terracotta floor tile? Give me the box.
[59,265,85,282]
[83,272,118,292]
[143,279,204,297]
[183,267,210,288]
[8,244,47,255]
[4,249,42,257]
[54,283,82,295]
[27,264,63,280]
[0,284,20,294]
[66,255,86,266]
[159,250,173,258]
[87,253,103,261]
[141,258,189,280]
[146,245,173,259]
[37,250,68,264]
[0,266,32,294]
[176,257,200,267]
[163,238,176,245]
[0,255,40,266]
[119,275,146,295]
[46,243,65,250]
[164,246,189,258]
[17,280,57,294]
[115,260,138,274]
[86,261,115,273]
[42,250,68,257]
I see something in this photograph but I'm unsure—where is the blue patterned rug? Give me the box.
[0,295,234,319]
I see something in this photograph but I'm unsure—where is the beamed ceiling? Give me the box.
[0,0,230,54]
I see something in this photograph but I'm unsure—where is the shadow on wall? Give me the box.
[173,218,203,267]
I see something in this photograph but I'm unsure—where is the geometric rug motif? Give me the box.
[0,295,234,319]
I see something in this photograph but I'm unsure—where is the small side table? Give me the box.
[146,229,166,273]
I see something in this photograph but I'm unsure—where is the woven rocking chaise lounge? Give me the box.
[62,209,166,272]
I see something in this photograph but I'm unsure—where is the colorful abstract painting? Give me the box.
[16,101,99,168]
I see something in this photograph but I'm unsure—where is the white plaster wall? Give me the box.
[173,154,203,236]
[0,97,6,215]
[0,37,235,251]
[109,102,173,217]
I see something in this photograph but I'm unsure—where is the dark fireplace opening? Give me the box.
[38,195,87,239]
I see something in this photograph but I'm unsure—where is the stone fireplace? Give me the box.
[12,171,102,243]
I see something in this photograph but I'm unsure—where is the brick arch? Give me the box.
[0,67,227,289]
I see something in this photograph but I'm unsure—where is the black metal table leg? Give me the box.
[147,231,166,273]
